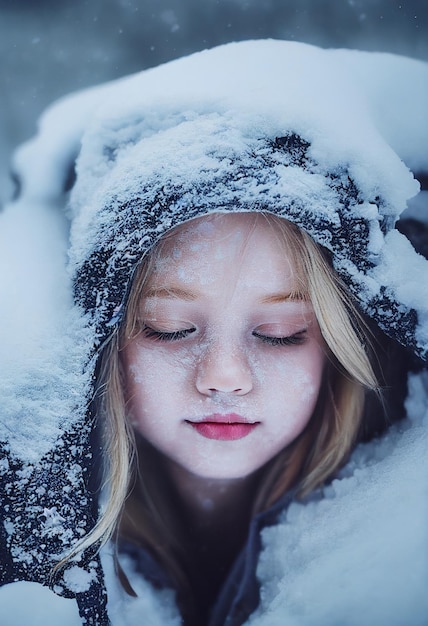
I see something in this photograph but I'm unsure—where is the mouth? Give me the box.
[185,413,260,441]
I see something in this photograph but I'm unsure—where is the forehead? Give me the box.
[145,213,303,294]
[157,213,287,257]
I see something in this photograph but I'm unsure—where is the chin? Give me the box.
[182,460,265,481]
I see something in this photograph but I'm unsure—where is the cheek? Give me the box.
[287,356,322,401]
[260,347,325,413]
[123,343,198,420]
[128,348,178,384]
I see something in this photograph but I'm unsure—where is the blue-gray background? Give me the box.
[1,0,427,204]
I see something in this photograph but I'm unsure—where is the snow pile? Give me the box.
[0,582,81,626]
[249,372,428,626]
[102,549,182,626]
[331,48,428,173]
[0,309,92,463]
[0,196,92,462]
[70,40,420,223]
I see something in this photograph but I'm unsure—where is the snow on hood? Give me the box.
[66,40,427,358]
[1,40,428,606]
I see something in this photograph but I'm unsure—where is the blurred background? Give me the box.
[1,0,427,205]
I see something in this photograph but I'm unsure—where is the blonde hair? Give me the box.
[64,212,379,590]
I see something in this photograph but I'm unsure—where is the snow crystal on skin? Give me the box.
[247,372,428,626]
[129,364,143,385]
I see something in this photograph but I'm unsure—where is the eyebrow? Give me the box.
[144,286,308,304]
[143,286,200,301]
[258,291,309,304]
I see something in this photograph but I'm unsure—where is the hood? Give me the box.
[66,40,427,359]
[1,39,428,622]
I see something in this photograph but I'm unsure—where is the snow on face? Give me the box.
[121,213,326,480]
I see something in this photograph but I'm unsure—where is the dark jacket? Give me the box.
[118,491,295,626]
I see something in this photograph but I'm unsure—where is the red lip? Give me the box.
[186,414,259,441]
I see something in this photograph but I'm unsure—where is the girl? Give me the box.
[1,40,427,625]
[97,210,376,626]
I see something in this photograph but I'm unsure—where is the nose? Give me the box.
[195,340,253,396]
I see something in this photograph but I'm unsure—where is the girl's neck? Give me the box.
[163,457,261,532]
[162,458,263,623]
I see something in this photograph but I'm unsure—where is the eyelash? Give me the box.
[252,330,307,346]
[141,326,196,341]
[141,325,307,346]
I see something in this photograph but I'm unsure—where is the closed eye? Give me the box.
[252,330,307,346]
[141,325,196,342]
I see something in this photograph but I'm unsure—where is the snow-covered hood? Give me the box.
[1,40,428,623]
[67,41,428,359]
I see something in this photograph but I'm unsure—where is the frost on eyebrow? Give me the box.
[259,291,309,304]
[143,286,200,301]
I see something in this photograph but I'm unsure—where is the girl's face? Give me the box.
[121,214,326,480]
